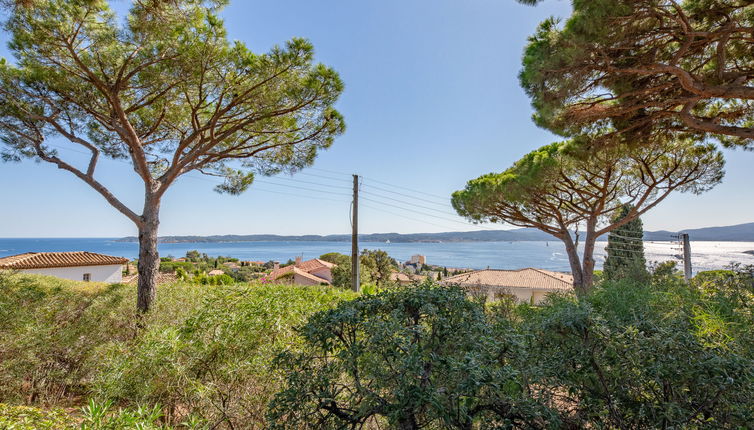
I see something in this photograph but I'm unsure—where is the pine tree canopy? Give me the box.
[0,0,345,223]
[519,0,754,148]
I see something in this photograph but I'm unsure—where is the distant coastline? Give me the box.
[116,222,754,244]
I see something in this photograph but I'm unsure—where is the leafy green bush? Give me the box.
[93,285,356,428]
[0,272,135,405]
[0,404,76,429]
[268,283,554,429]
[517,279,754,428]
[0,272,224,407]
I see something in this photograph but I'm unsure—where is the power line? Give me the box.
[361,182,451,206]
[361,204,470,231]
[360,190,461,217]
[362,176,451,201]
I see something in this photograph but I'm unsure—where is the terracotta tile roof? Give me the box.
[268,259,335,278]
[267,258,335,284]
[293,267,332,285]
[0,252,129,270]
[267,264,295,280]
[296,258,335,272]
[208,269,225,276]
[442,268,573,292]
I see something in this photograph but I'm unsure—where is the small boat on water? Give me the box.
[385,240,391,244]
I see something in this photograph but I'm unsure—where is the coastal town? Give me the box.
[0,249,573,305]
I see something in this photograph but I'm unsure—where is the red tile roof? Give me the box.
[442,268,573,292]
[0,252,129,270]
[267,258,335,284]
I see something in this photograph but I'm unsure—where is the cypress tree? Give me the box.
[604,204,648,281]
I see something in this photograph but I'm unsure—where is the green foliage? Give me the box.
[318,252,350,266]
[268,283,554,429]
[603,203,648,282]
[0,404,76,429]
[519,0,754,148]
[93,284,356,428]
[452,138,723,294]
[520,278,754,428]
[0,272,136,404]
[330,249,398,288]
[3,269,754,429]
[159,261,194,274]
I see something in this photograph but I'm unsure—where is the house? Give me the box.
[266,256,336,286]
[0,252,129,283]
[441,268,573,304]
[208,269,226,276]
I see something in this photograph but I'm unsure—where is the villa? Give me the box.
[266,257,336,286]
[441,268,573,304]
[0,251,129,283]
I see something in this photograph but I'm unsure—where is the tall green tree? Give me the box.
[452,139,723,295]
[603,204,648,282]
[519,0,754,148]
[0,0,345,312]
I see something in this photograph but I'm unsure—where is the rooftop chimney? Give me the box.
[273,262,280,270]
[295,256,303,266]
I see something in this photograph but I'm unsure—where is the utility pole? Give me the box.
[680,233,692,281]
[351,174,360,292]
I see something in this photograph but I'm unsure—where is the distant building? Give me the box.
[0,252,128,283]
[208,269,226,276]
[441,268,573,304]
[266,257,336,286]
[408,255,426,266]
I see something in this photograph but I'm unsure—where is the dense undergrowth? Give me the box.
[0,269,752,429]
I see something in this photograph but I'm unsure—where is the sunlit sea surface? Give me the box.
[2,238,753,274]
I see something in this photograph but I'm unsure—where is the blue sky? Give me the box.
[1,0,752,238]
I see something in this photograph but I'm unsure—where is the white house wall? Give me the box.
[20,264,124,283]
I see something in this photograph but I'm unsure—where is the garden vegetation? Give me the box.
[1,267,752,429]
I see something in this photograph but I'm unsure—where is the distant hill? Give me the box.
[117,222,754,243]
[645,222,754,242]
[116,228,556,244]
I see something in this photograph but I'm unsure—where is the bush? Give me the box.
[93,285,356,428]
[268,283,554,429]
[517,279,754,428]
[0,404,76,429]
[0,272,135,405]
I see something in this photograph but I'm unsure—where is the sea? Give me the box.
[2,238,754,273]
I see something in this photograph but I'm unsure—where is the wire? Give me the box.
[361,182,451,206]
[362,176,451,201]
[361,204,473,231]
[360,190,461,217]
[267,175,352,191]
[360,195,498,229]
[297,171,354,184]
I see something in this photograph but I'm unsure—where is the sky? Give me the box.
[1,0,753,238]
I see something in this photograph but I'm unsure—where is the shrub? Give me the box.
[0,272,216,406]
[93,285,356,428]
[0,272,135,405]
[268,283,554,429]
[517,279,754,428]
[0,403,76,429]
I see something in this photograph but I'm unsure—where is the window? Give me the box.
[83,273,91,282]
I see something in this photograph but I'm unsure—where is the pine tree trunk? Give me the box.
[137,200,160,313]
[581,221,598,294]
[562,235,586,296]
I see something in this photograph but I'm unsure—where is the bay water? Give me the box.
[2,238,754,273]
